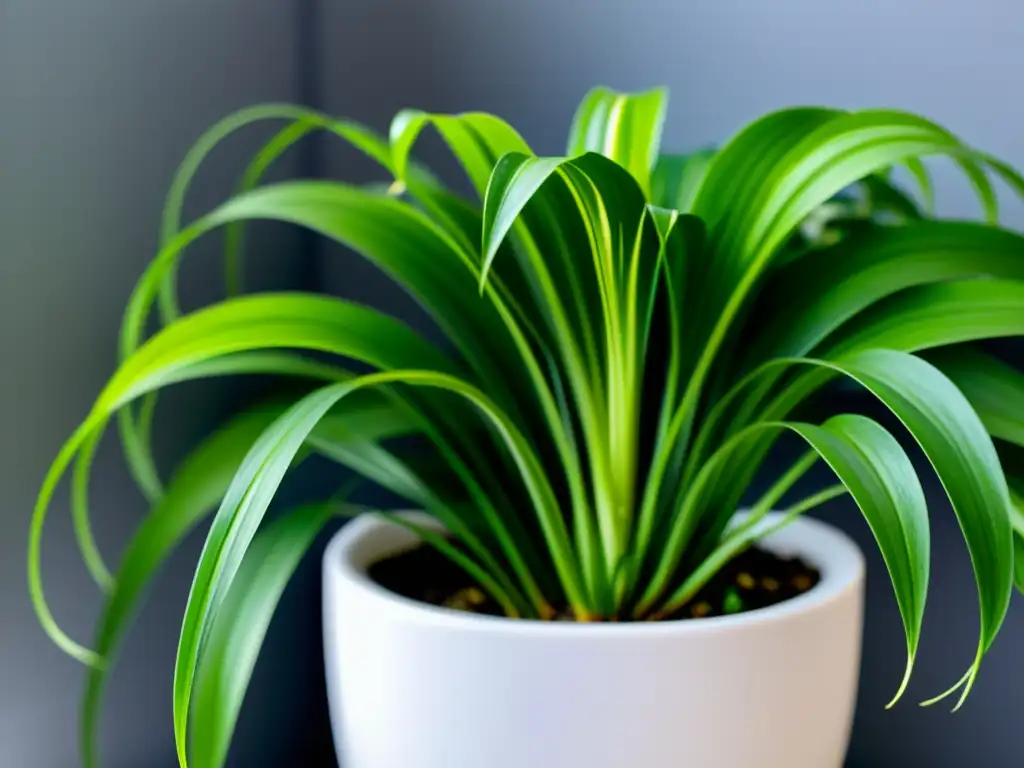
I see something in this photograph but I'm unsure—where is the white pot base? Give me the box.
[323,512,864,768]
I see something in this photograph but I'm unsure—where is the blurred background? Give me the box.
[3,1,1023,765]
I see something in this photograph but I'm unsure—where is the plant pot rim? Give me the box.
[324,510,865,637]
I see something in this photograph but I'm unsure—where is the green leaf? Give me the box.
[735,280,1024,478]
[172,371,586,765]
[121,105,396,508]
[830,280,1024,355]
[108,294,461,415]
[724,225,1024,442]
[171,386,350,767]
[81,404,287,768]
[723,111,985,273]
[566,86,668,196]
[658,413,929,706]
[220,122,393,298]
[650,149,716,212]
[389,109,531,198]
[122,182,530,417]
[480,150,657,578]
[480,153,567,289]
[803,350,1011,705]
[79,397,414,768]
[28,292,458,665]
[901,157,935,214]
[683,349,1012,707]
[189,502,336,768]
[674,110,1007,460]
[750,222,1024,363]
[793,415,929,707]
[924,346,1024,447]
[127,178,564,509]
[138,163,572,619]
[928,347,1024,550]
[74,351,353,589]
[311,414,552,612]
[159,106,393,321]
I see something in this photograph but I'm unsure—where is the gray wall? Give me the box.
[5,0,1024,766]
[0,2,312,766]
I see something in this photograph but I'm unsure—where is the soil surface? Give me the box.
[368,542,820,621]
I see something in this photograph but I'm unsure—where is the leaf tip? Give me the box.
[885,653,916,709]
[917,664,975,711]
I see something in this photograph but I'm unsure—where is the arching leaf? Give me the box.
[652,413,929,706]
[650,148,715,212]
[924,346,1024,447]
[750,222,1024,364]
[189,502,338,768]
[567,86,668,196]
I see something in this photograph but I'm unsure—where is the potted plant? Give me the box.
[29,86,1024,768]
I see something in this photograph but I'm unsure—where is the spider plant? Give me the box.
[29,87,1024,768]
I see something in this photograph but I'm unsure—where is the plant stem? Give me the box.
[647,483,848,619]
[723,450,818,544]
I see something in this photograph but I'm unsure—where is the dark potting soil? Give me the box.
[368,542,820,621]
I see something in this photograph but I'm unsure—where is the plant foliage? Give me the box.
[28,88,1024,767]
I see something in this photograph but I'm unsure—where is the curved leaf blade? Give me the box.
[693,349,1012,706]
[650,148,716,213]
[189,502,336,768]
[389,109,531,197]
[79,395,416,768]
[658,414,928,705]
[124,105,396,507]
[677,110,1013,446]
[924,346,1024,447]
[567,86,668,196]
[480,152,566,287]
[751,222,1024,363]
[29,292,456,665]
[795,414,929,706]
[830,280,1024,355]
[121,181,529,418]
[823,349,1012,705]
[171,370,587,764]
[81,404,288,768]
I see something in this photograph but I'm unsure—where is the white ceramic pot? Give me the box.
[323,512,865,768]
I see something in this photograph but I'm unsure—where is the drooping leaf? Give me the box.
[566,86,668,196]
[749,222,1024,364]
[650,148,715,212]
[652,413,929,706]
[924,346,1024,447]
[172,370,588,765]
[81,404,288,768]
[781,350,1012,705]
[189,502,337,768]
[79,395,415,768]
[795,414,929,706]
[389,109,531,198]
[29,292,462,663]
[673,109,1010,459]
[122,104,399,505]
[74,352,354,590]
[127,178,570,504]
[829,280,1024,355]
